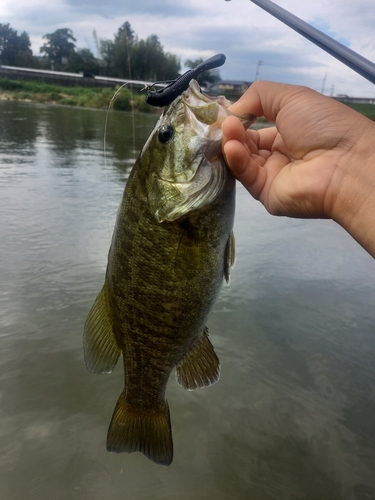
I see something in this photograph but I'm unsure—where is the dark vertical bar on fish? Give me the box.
[248,0,375,85]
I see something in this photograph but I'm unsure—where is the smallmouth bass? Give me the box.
[84,80,255,466]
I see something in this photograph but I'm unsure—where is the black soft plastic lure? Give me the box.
[146,53,226,108]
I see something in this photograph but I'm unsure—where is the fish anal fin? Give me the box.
[176,327,220,391]
[107,392,173,467]
[83,284,120,374]
[224,230,236,284]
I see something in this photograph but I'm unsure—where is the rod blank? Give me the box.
[249,0,375,85]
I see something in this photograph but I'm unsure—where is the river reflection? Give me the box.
[0,100,374,500]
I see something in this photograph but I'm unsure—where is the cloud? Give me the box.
[309,19,351,48]
[1,0,375,96]
[64,0,196,19]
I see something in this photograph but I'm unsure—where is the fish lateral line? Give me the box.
[145,53,227,108]
[85,78,237,466]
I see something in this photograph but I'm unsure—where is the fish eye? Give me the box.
[158,125,174,144]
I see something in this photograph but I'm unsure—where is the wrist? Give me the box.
[331,118,375,257]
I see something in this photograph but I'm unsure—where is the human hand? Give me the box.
[222,81,375,256]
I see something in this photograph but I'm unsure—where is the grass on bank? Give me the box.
[0,78,153,113]
[1,78,375,120]
[336,100,375,121]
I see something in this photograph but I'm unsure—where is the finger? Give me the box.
[222,116,259,155]
[223,139,267,200]
[244,129,261,155]
[228,81,309,122]
[257,149,272,161]
[256,126,278,151]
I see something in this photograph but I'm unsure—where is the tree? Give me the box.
[67,48,100,75]
[97,21,180,81]
[116,21,135,45]
[99,39,115,75]
[185,58,220,87]
[40,28,76,69]
[0,23,33,67]
[109,22,135,79]
[130,34,180,81]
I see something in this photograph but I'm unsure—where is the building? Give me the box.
[212,80,252,95]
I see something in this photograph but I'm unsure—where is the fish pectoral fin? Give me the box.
[107,392,173,467]
[224,230,236,284]
[175,327,220,390]
[83,284,120,374]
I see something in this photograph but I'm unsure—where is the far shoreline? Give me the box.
[1,78,374,121]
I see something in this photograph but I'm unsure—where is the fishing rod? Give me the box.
[227,0,375,85]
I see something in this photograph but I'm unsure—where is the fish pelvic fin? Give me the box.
[176,327,220,391]
[107,393,173,467]
[83,284,121,374]
[224,230,236,284]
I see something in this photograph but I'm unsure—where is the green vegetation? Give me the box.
[338,100,375,121]
[0,21,223,85]
[40,28,77,70]
[2,78,375,121]
[0,23,34,67]
[101,22,180,81]
[0,21,181,81]
[0,78,153,112]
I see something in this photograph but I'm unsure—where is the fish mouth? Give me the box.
[227,110,257,130]
[184,80,257,130]
[153,154,227,223]
[149,79,241,222]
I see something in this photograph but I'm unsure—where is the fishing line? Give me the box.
[124,34,137,161]
[228,0,375,92]
[104,81,131,173]
[226,1,325,93]
[103,82,131,238]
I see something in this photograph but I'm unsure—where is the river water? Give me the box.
[0,99,375,500]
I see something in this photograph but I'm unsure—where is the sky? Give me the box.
[2,0,375,97]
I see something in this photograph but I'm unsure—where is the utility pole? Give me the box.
[93,29,100,59]
[321,72,328,94]
[255,60,263,81]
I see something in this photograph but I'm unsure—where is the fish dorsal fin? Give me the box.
[224,230,236,284]
[83,284,121,374]
[175,327,220,390]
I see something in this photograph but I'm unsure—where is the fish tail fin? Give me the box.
[106,392,173,466]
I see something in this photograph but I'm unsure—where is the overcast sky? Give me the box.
[2,0,375,97]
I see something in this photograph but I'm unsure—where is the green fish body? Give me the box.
[84,80,253,466]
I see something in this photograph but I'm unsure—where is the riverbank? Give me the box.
[0,78,153,112]
[337,100,375,120]
[1,77,375,120]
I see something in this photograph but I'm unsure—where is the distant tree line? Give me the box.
[0,24,34,67]
[0,22,181,82]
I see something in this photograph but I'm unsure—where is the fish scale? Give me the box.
[83,79,255,465]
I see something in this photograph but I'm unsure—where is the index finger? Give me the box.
[228,80,309,122]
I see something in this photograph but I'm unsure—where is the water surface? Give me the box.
[1,100,375,500]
